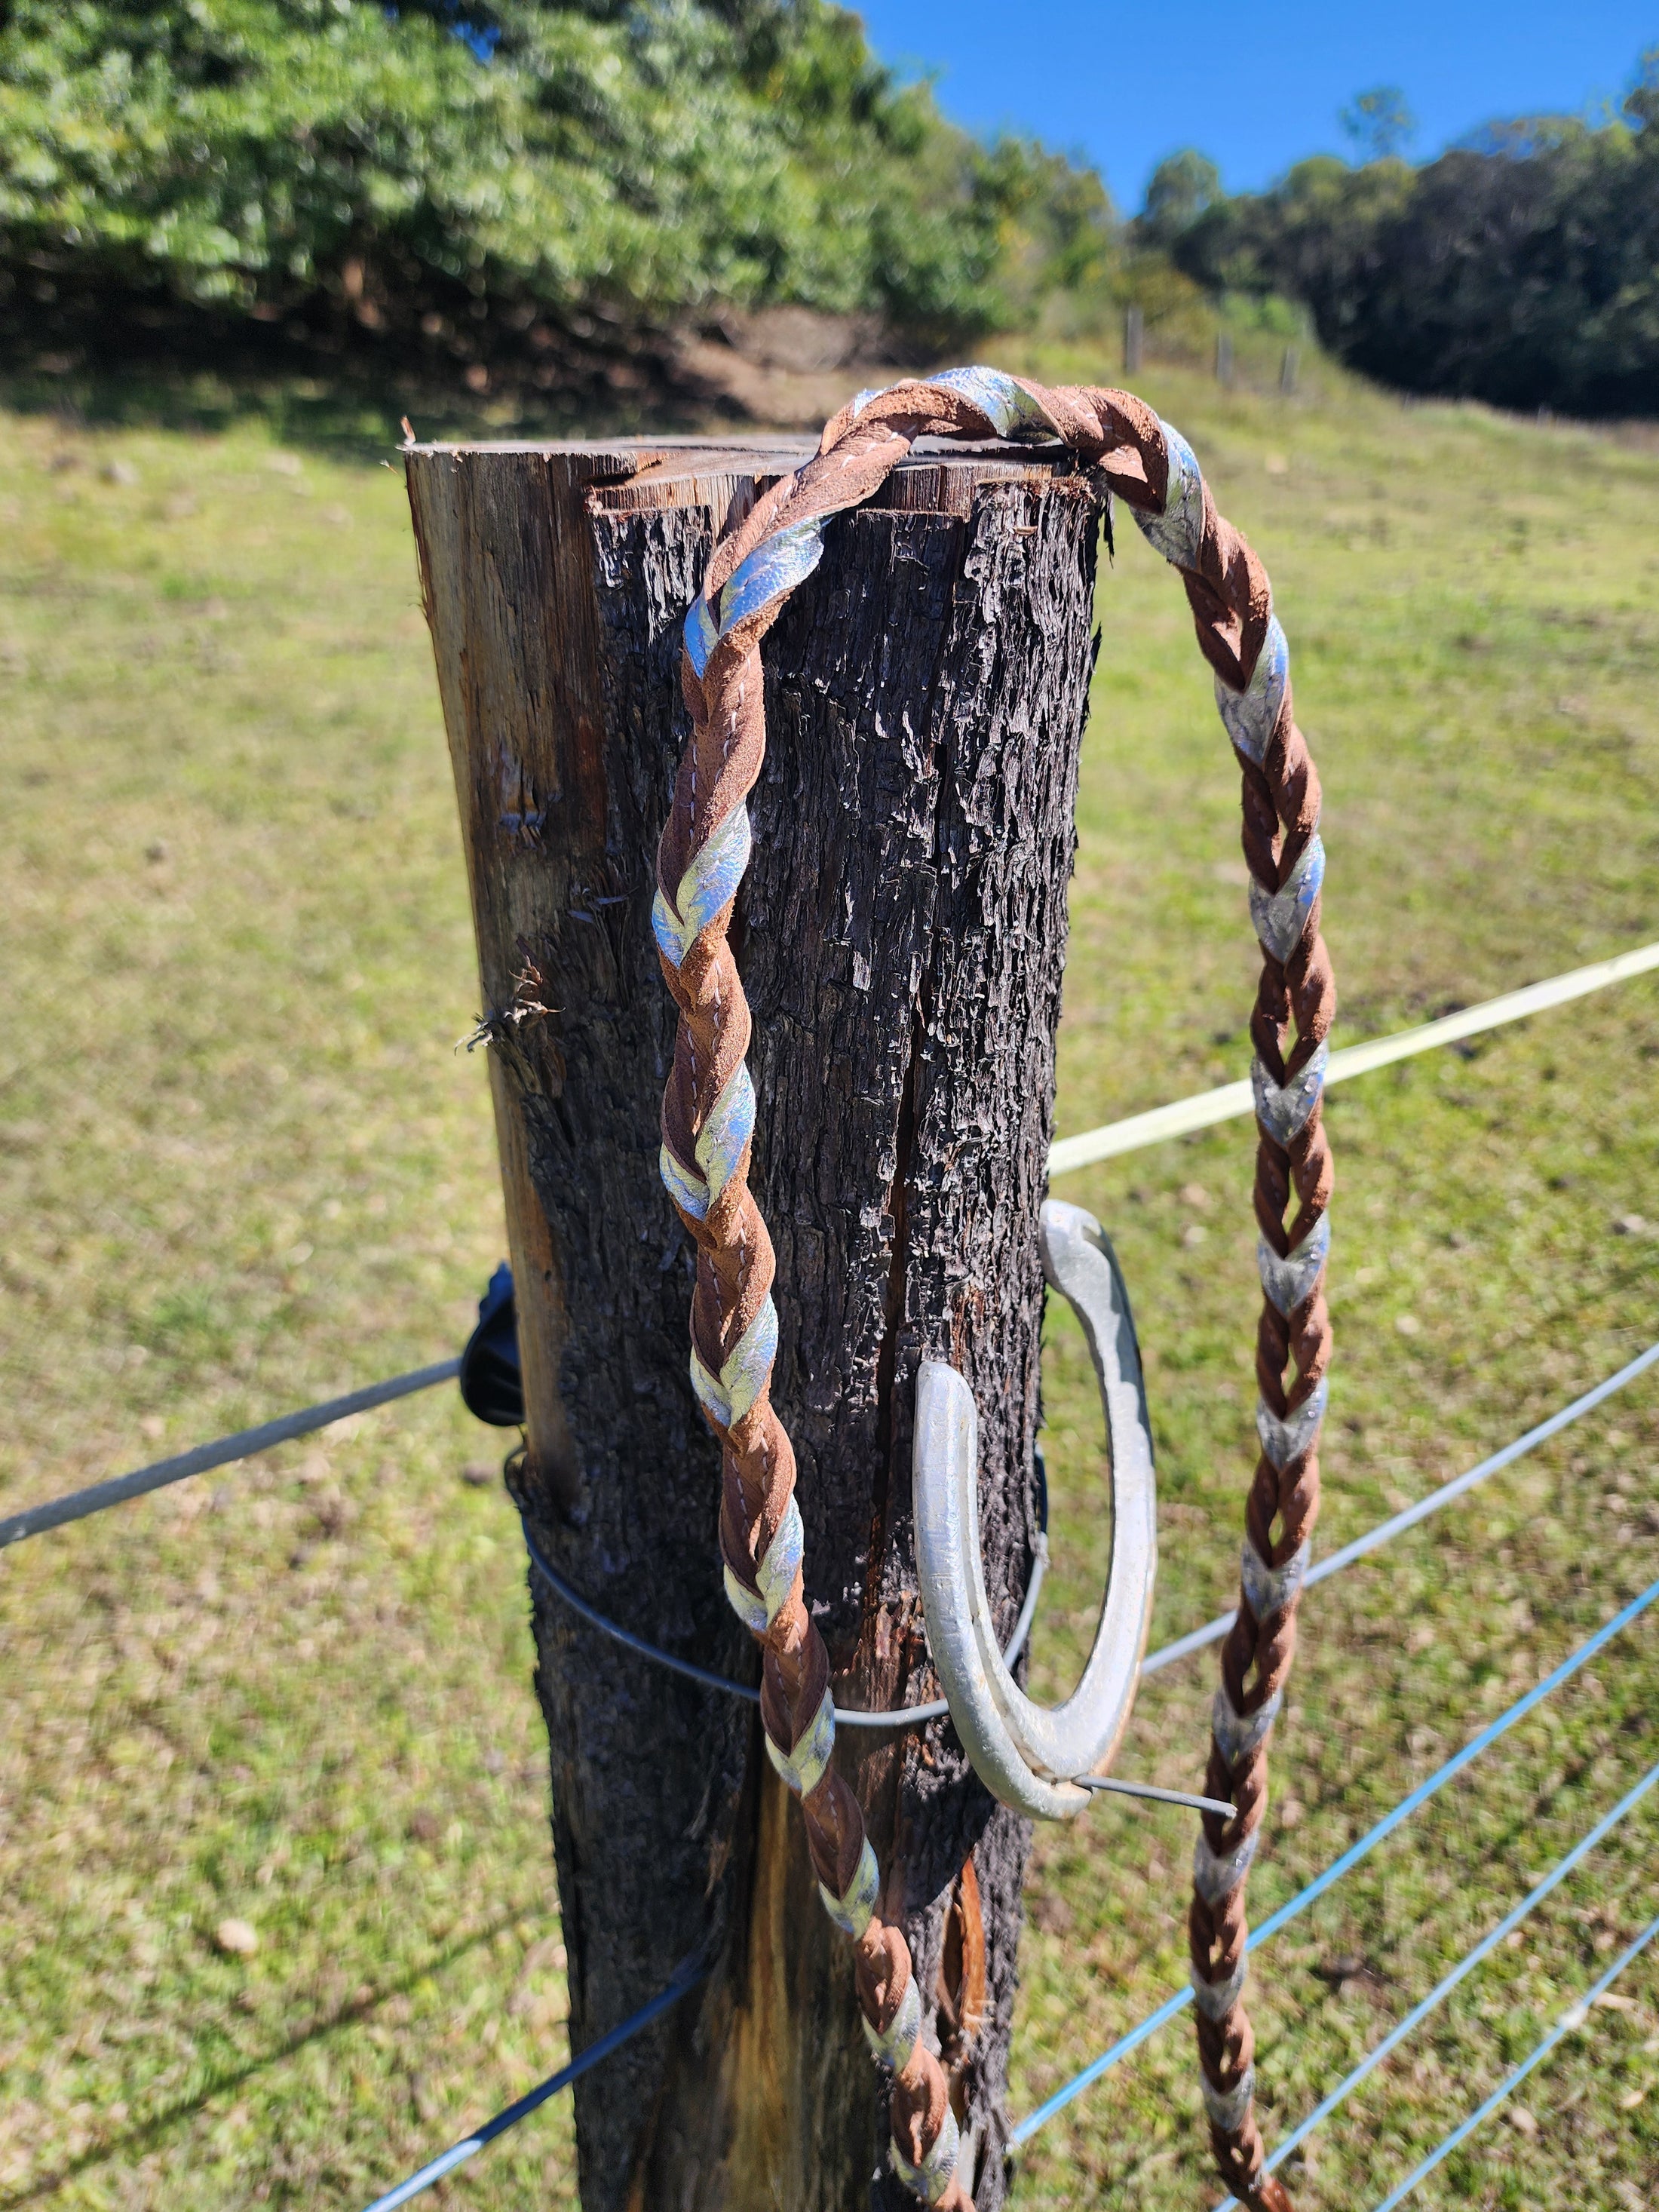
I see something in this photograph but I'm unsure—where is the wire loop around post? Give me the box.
[914,1199,1158,1820]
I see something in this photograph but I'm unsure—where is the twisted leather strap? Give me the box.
[652,367,1333,2208]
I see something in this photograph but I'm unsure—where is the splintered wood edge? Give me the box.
[405,435,1084,520]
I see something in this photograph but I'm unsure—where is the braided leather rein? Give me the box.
[651,367,1334,2211]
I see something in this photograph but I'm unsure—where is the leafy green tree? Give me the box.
[1175,52,1659,416]
[0,0,1107,376]
[1137,149,1222,247]
[1340,86,1415,162]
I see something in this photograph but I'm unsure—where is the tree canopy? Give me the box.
[0,0,1117,380]
[1339,86,1414,164]
[1164,59,1659,416]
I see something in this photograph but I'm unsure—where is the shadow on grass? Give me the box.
[0,342,731,464]
[0,1891,554,2206]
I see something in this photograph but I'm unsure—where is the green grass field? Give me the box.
[2,351,1657,2212]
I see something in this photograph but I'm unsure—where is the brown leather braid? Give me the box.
[655,383,997,2211]
[1182,550,1334,2209]
[652,371,1330,2206]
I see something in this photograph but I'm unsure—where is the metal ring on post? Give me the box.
[914,1199,1158,1820]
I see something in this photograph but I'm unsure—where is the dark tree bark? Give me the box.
[406,436,1101,2212]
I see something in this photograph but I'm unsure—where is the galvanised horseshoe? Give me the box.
[914,1198,1158,1821]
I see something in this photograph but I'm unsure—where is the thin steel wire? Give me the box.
[1010,1569,1659,2146]
[1075,1777,1236,1818]
[1217,1756,1659,2204]
[0,1360,462,1551]
[1047,937,1659,1174]
[523,1514,1216,1815]
[8,1326,1645,1585]
[520,1340,1656,1759]
[514,1450,1059,1723]
[358,1951,707,2212]
[1142,1338,1659,1677]
[1366,1909,1659,2212]
[521,1517,762,1705]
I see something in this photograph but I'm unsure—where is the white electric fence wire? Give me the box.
[1047,938,1659,1174]
[1366,1908,1659,2212]
[1009,1569,1659,2145]
[7,940,1654,2188]
[1142,1338,1659,1677]
[2,781,1645,2191]
[11,947,1654,1548]
[1216,1757,1659,2205]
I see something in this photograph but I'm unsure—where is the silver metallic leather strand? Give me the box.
[1240,1536,1309,1625]
[1191,1953,1249,2021]
[1202,2064,1257,2133]
[1257,1213,1331,1318]
[1250,830,1325,962]
[820,1839,881,1939]
[1135,422,1205,568]
[1256,1377,1329,1471]
[891,2107,961,2206]
[1211,1685,1283,1770]
[1251,1039,1329,1147]
[863,1975,924,2071]
[764,1686,835,1796]
[1194,1825,1259,1907]
[1213,616,1288,765]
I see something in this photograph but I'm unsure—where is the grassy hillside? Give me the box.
[2,355,1657,2211]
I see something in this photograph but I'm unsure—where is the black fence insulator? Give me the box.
[458,1262,524,1427]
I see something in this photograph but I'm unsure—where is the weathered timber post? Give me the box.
[406,434,1102,2212]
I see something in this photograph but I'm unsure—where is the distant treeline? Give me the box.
[0,0,1116,394]
[13,5,1652,419]
[1151,64,1659,418]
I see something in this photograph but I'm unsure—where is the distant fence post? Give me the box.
[1124,302,1144,374]
[405,433,1100,2210]
[1280,343,1300,396]
[1214,330,1234,386]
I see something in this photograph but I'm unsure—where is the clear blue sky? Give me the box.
[852,2,1658,206]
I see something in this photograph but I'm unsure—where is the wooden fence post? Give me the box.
[1124,302,1144,375]
[406,434,1101,2212]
